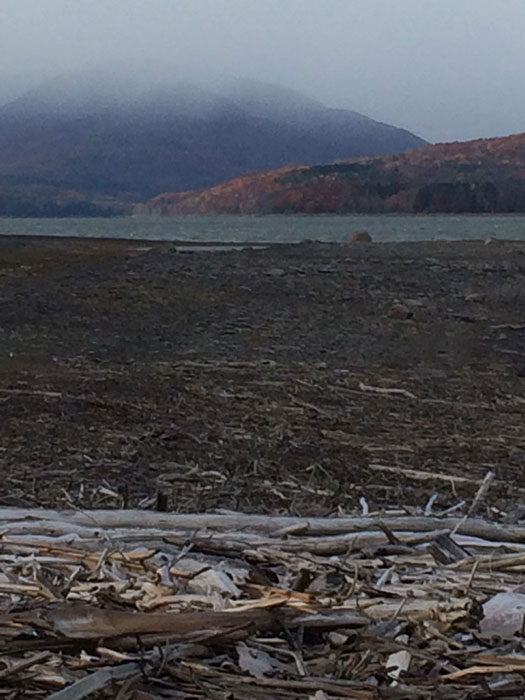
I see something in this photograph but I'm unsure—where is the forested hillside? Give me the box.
[139,133,525,215]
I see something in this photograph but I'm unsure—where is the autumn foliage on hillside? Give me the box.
[138,133,525,215]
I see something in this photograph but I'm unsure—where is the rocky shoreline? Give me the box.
[1,235,525,516]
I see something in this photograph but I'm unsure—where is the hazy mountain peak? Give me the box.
[2,71,368,124]
[219,77,326,122]
[2,72,140,119]
[0,73,427,199]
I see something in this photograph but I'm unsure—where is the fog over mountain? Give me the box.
[0,73,425,203]
[2,0,525,217]
[2,0,525,142]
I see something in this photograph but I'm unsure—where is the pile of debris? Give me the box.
[1,506,525,698]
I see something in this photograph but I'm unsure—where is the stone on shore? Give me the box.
[465,292,485,303]
[389,303,414,319]
[349,231,372,244]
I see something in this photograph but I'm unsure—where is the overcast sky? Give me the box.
[1,0,524,143]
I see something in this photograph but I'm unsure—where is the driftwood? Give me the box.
[46,662,145,700]
[1,507,525,697]
[3,506,525,541]
[358,381,417,400]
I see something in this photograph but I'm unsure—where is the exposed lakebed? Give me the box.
[1,235,525,516]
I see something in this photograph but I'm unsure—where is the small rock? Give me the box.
[389,303,413,320]
[349,230,372,244]
[465,292,485,303]
[484,237,504,246]
[328,632,349,647]
[405,298,425,308]
[188,569,242,597]
[480,592,525,639]
[451,312,479,323]
[237,642,285,678]
[266,267,286,277]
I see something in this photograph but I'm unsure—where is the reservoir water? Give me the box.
[0,214,524,243]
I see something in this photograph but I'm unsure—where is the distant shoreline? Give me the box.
[1,235,525,251]
[2,210,525,221]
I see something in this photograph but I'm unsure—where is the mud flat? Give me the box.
[1,234,525,516]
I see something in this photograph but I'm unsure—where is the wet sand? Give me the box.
[1,235,525,515]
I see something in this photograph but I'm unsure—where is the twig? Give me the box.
[46,662,144,700]
[424,494,438,516]
[467,471,495,516]
[0,651,52,680]
[451,470,495,537]
[358,382,417,400]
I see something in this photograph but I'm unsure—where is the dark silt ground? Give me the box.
[1,235,525,516]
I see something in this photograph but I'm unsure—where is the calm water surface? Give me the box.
[0,215,525,243]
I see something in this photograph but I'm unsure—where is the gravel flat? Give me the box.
[1,235,525,516]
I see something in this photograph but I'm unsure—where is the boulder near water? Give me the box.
[349,231,372,244]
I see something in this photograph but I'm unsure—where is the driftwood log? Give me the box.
[1,506,525,541]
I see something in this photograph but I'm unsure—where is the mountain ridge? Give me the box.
[0,74,426,215]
